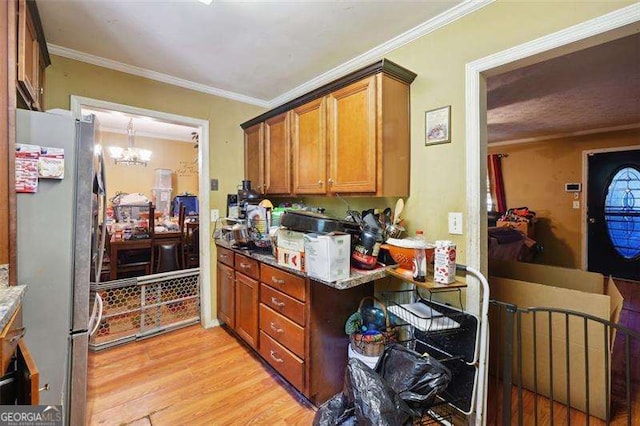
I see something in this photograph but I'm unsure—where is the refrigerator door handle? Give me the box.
[94,152,108,284]
[88,293,103,337]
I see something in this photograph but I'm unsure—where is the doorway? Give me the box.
[70,96,213,327]
[586,147,640,280]
[465,4,640,422]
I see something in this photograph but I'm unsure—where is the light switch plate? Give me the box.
[210,209,219,222]
[448,212,463,235]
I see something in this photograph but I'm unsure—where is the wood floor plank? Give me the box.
[88,325,316,425]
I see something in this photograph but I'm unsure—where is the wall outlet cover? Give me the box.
[211,209,220,222]
[448,212,463,235]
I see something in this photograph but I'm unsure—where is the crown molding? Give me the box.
[100,127,196,143]
[488,123,640,147]
[268,0,495,107]
[47,44,271,108]
[47,0,493,110]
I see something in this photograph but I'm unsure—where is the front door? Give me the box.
[587,149,640,280]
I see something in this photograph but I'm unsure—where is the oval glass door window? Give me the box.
[604,166,640,259]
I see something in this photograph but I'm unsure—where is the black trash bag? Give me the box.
[345,358,414,426]
[375,344,452,414]
[313,393,356,426]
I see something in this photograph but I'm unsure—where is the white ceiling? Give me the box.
[39,0,467,106]
[83,107,199,142]
[487,33,640,144]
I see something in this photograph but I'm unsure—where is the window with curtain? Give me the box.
[487,154,506,213]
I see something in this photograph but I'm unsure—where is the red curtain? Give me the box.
[488,154,506,213]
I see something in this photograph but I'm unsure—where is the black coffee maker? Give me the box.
[237,180,261,219]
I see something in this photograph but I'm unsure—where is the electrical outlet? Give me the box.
[210,209,219,222]
[448,212,463,235]
[573,200,580,209]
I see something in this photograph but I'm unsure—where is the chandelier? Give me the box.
[108,118,152,166]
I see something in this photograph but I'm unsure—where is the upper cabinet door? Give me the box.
[292,98,327,195]
[264,112,291,195]
[327,76,377,193]
[17,0,40,109]
[244,123,264,194]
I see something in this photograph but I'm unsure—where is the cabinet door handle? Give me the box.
[327,178,334,185]
[271,297,285,308]
[270,350,284,363]
[40,87,44,95]
[239,263,251,269]
[318,180,323,186]
[9,328,26,344]
[227,273,234,280]
[39,384,50,392]
[271,277,285,285]
[270,322,284,334]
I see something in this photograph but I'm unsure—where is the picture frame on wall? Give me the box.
[425,105,451,145]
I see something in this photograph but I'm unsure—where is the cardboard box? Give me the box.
[304,233,350,282]
[489,260,623,421]
[277,247,305,271]
[496,219,534,238]
[277,229,306,252]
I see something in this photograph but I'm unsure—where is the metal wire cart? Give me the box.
[383,264,490,424]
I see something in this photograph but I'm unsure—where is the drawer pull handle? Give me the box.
[271,277,285,285]
[240,263,251,269]
[270,350,284,363]
[39,384,50,392]
[270,322,284,334]
[271,297,285,308]
[220,254,227,259]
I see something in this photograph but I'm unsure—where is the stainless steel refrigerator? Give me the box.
[16,109,106,425]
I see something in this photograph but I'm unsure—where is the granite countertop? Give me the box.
[0,264,8,289]
[0,285,26,331]
[215,239,388,290]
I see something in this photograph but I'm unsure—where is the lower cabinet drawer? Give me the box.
[259,304,305,358]
[260,284,306,327]
[259,331,304,392]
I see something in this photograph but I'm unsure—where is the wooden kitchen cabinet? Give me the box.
[292,97,327,194]
[234,272,259,348]
[216,262,235,328]
[1,0,17,283]
[264,112,291,195]
[244,123,264,194]
[216,244,374,406]
[244,113,291,195]
[327,76,377,193]
[242,59,415,197]
[16,0,50,111]
[0,305,38,405]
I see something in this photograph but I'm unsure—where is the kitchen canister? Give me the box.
[351,225,382,269]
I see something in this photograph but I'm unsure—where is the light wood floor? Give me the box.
[487,278,640,425]
[87,325,316,425]
[88,279,640,425]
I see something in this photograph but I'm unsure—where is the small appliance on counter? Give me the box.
[235,180,262,219]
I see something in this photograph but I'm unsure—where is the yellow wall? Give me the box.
[489,129,640,268]
[44,0,633,320]
[379,0,634,266]
[101,131,199,203]
[45,55,266,321]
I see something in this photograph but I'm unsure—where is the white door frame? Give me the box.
[70,95,213,327]
[581,145,640,270]
[464,4,639,423]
